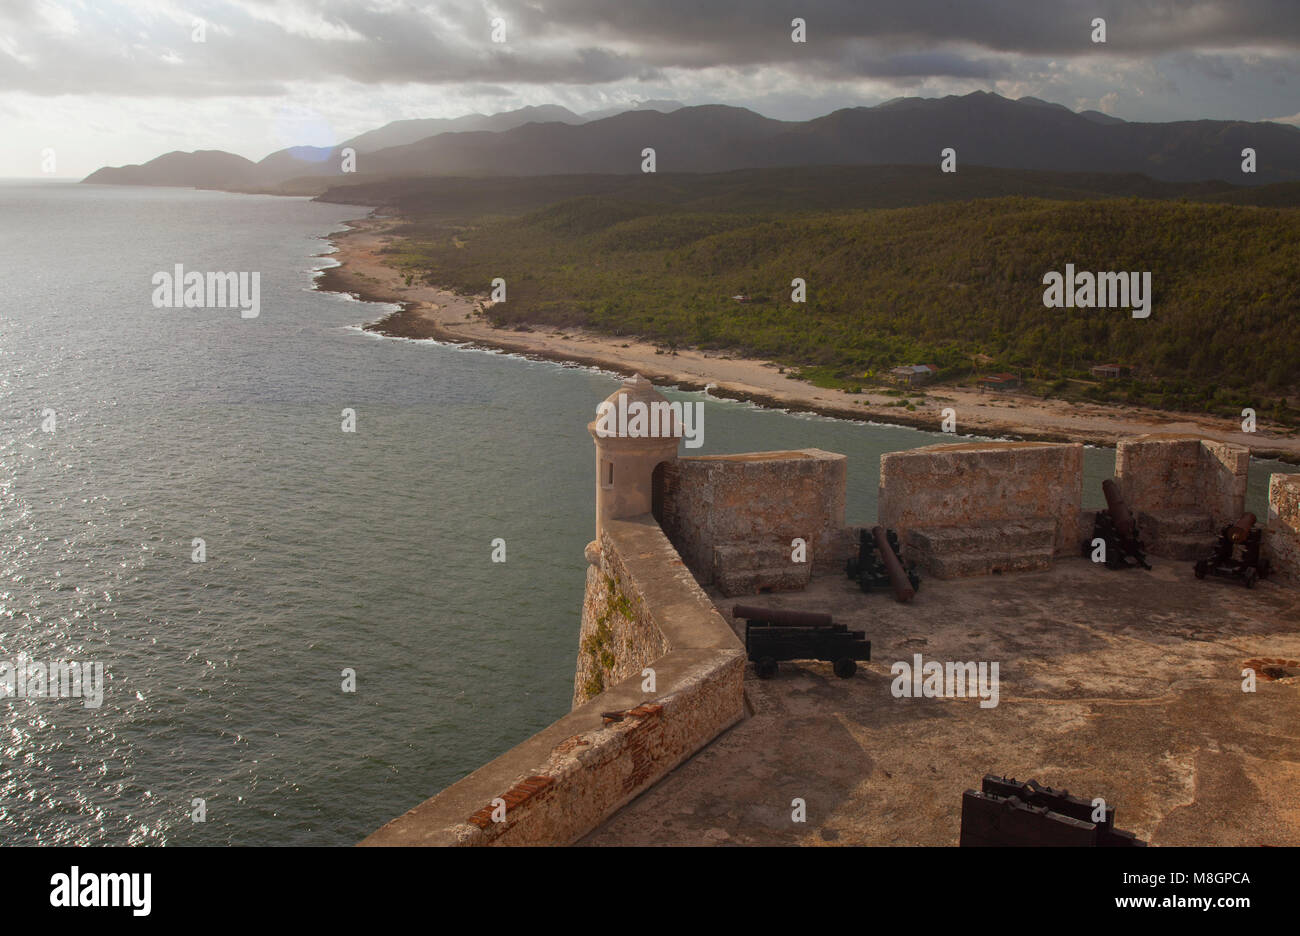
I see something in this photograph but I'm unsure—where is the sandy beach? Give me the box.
[318,214,1300,463]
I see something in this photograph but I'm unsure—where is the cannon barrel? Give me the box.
[732,605,833,628]
[872,526,916,603]
[1229,513,1257,543]
[1101,479,1135,539]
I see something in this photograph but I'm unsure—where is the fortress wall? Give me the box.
[362,516,744,846]
[878,441,1085,562]
[1200,441,1251,520]
[1266,474,1300,584]
[659,449,849,584]
[1115,436,1202,511]
[1114,434,1250,558]
[573,537,671,706]
[1115,434,1249,524]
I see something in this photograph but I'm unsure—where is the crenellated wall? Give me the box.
[361,371,1293,848]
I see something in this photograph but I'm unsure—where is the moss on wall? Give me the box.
[574,548,664,708]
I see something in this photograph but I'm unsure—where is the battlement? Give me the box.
[657,448,850,593]
[363,378,1299,846]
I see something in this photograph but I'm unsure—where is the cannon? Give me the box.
[960,775,1145,847]
[845,527,920,601]
[733,605,870,679]
[1194,513,1270,587]
[1083,479,1151,570]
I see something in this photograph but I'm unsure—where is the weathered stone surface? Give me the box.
[1115,435,1249,518]
[574,545,669,707]
[906,519,1055,578]
[712,542,812,596]
[581,561,1300,847]
[1267,473,1300,583]
[878,441,1084,573]
[1115,434,1250,559]
[1133,509,1217,560]
[660,449,847,584]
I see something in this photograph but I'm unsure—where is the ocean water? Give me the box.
[0,181,1291,845]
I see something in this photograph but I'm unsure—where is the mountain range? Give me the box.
[82,92,1300,191]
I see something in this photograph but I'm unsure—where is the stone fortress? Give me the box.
[363,375,1300,846]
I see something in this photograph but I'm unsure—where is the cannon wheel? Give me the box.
[1194,560,1207,580]
[833,658,857,679]
[756,657,778,679]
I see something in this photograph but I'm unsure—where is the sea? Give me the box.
[0,180,1292,845]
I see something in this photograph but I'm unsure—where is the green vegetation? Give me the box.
[581,574,634,698]
[357,165,1300,421]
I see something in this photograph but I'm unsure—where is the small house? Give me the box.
[978,373,1020,390]
[1090,364,1130,379]
[889,364,939,387]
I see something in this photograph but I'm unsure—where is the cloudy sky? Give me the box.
[3,0,1298,177]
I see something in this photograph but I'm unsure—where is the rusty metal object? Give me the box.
[1229,512,1257,543]
[1086,480,1151,570]
[1101,479,1135,539]
[845,527,921,598]
[731,605,833,628]
[872,526,916,603]
[1194,515,1270,587]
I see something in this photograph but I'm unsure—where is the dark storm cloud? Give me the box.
[509,0,1300,56]
[0,0,1295,96]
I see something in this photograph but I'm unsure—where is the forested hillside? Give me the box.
[375,171,1299,418]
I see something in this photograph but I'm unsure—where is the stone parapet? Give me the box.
[1115,434,1250,559]
[878,441,1084,577]
[1266,473,1300,584]
[362,516,744,846]
[658,449,848,588]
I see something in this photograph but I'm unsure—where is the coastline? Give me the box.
[317,213,1300,465]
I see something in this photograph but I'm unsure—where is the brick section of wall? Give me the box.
[467,776,556,834]
[1266,473,1300,584]
[878,441,1085,561]
[361,516,745,847]
[658,449,849,584]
